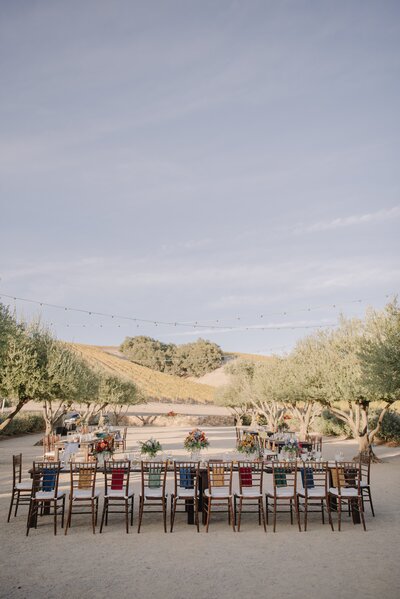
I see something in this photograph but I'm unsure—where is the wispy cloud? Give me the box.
[289,206,400,234]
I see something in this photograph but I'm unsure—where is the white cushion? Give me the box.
[73,489,100,499]
[360,481,369,488]
[267,487,295,498]
[35,490,65,500]
[105,488,134,499]
[143,488,165,499]
[329,487,358,497]
[176,488,197,498]
[15,481,32,491]
[298,488,327,499]
[204,488,232,498]
[236,487,262,498]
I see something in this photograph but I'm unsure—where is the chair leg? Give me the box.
[206,498,211,532]
[295,497,301,532]
[237,498,242,532]
[131,496,134,526]
[138,497,144,533]
[368,488,375,517]
[54,500,58,535]
[91,499,96,534]
[195,498,199,533]
[26,500,33,536]
[15,491,22,518]
[273,498,277,532]
[95,497,99,526]
[304,497,308,532]
[61,496,65,528]
[259,498,267,532]
[359,497,367,531]
[7,491,15,523]
[162,497,167,533]
[290,499,293,525]
[229,498,235,532]
[266,496,269,525]
[338,498,342,532]
[125,499,129,534]
[321,499,325,524]
[100,498,107,533]
[170,496,176,532]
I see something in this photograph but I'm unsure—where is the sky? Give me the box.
[1,0,399,355]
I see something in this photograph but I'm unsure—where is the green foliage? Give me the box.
[120,336,223,378]
[370,410,400,443]
[0,412,45,436]
[313,410,352,437]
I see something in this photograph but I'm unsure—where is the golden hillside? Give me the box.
[70,344,215,403]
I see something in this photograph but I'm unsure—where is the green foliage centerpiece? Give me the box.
[139,437,162,459]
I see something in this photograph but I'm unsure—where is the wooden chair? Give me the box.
[43,434,61,461]
[204,461,235,532]
[359,451,375,516]
[100,460,134,533]
[329,461,366,531]
[115,427,128,452]
[170,461,200,532]
[26,461,65,536]
[138,461,168,533]
[7,454,32,522]
[297,461,334,531]
[234,461,266,532]
[65,461,100,534]
[266,461,301,532]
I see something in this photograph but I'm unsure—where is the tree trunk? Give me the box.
[0,397,29,431]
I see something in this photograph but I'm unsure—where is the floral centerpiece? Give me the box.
[184,429,209,458]
[139,438,162,459]
[93,436,114,465]
[237,433,258,455]
[281,438,299,459]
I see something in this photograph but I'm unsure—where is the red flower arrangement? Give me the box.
[93,436,114,455]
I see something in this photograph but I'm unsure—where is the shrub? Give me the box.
[0,412,45,436]
[313,410,352,437]
[370,410,400,444]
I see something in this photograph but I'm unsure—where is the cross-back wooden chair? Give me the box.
[266,461,301,532]
[100,460,134,533]
[7,454,32,522]
[138,461,168,533]
[297,461,333,531]
[329,461,366,531]
[204,461,235,532]
[65,461,100,534]
[359,451,375,516]
[234,461,266,532]
[26,461,65,536]
[170,461,200,532]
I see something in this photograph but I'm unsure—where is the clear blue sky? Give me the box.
[1,1,399,354]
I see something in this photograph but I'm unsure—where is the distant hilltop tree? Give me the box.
[119,336,223,378]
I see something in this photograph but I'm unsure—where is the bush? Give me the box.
[371,410,400,444]
[313,410,352,437]
[0,413,45,436]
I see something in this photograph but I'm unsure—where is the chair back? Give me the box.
[271,461,298,493]
[173,461,199,496]
[359,451,371,484]
[207,461,233,494]
[104,460,131,495]
[300,461,328,495]
[333,461,361,494]
[238,461,263,494]
[69,461,97,495]
[12,454,23,487]
[31,461,61,497]
[140,461,167,496]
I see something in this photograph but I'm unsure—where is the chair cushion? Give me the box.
[236,487,262,498]
[360,481,369,488]
[177,488,197,498]
[204,488,232,499]
[267,487,295,498]
[73,489,100,499]
[298,488,326,499]
[143,488,165,499]
[105,488,134,499]
[35,490,65,500]
[15,481,32,491]
[329,487,358,497]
